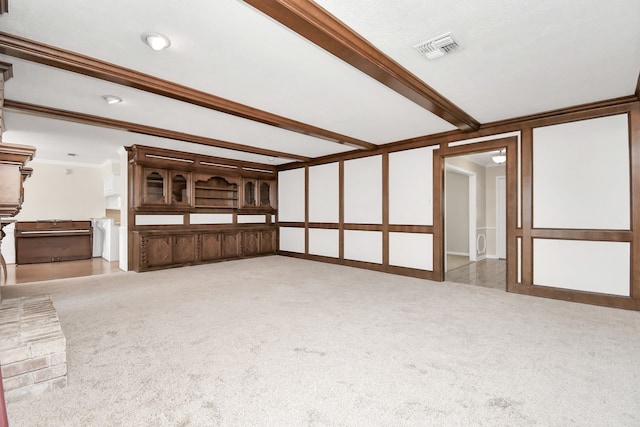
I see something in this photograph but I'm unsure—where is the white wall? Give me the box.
[485,165,506,258]
[533,114,630,230]
[278,168,305,222]
[531,114,631,296]
[445,171,469,255]
[16,161,105,221]
[389,147,433,225]
[1,161,105,265]
[344,156,382,224]
[308,163,339,223]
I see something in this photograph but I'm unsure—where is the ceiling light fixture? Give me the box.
[492,149,506,164]
[141,32,171,51]
[101,95,122,104]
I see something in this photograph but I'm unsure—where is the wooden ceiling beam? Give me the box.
[3,99,311,162]
[0,32,376,150]
[243,0,480,132]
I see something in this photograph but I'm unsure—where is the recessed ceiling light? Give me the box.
[141,32,171,51]
[101,95,122,104]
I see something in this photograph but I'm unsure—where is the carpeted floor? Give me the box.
[2,256,639,426]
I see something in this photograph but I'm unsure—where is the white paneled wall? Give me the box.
[308,228,339,258]
[278,168,305,222]
[279,227,305,253]
[344,156,382,224]
[389,232,433,270]
[389,147,433,225]
[533,239,630,296]
[344,230,382,264]
[533,114,630,230]
[309,163,339,223]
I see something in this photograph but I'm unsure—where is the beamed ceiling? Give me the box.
[0,0,639,166]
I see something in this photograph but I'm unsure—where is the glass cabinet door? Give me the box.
[143,169,167,204]
[171,172,191,206]
[244,180,256,206]
[259,182,271,206]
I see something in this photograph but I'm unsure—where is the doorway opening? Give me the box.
[437,138,515,291]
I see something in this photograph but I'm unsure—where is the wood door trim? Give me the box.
[4,99,310,162]
[0,31,376,150]
[434,136,518,285]
[242,0,479,132]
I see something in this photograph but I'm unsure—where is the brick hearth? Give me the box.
[0,295,67,402]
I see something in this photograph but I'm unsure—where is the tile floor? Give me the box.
[445,255,506,290]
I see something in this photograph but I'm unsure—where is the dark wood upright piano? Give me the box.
[15,220,93,264]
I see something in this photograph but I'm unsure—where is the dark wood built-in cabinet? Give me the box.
[127,145,278,272]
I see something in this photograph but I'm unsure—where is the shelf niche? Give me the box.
[194,176,238,208]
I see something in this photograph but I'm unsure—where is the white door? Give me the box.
[496,176,506,259]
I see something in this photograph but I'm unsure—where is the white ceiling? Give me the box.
[1,0,639,166]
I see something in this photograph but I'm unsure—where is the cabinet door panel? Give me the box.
[260,229,276,254]
[201,233,222,261]
[243,231,261,256]
[174,234,197,264]
[221,233,240,258]
[146,236,173,268]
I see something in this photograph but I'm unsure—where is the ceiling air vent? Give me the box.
[414,33,460,60]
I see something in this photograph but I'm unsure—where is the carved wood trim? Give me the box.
[0,31,376,150]
[0,61,11,80]
[243,0,479,132]
[4,99,310,162]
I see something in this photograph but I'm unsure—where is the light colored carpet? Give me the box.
[2,256,640,426]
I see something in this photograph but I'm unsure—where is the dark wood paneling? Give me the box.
[304,166,309,255]
[520,127,533,288]
[278,221,305,228]
[388,225,433,234]
[4,100,309,162]
[630,109,640,299]
[514,284,639,311]
[530,229,633,242]
[307,223,339,229]
[338,160,344,260]
[432,147,444,282]
[382,152,389,266]
[243,0,479,132]
[288,222,434,234]
[343,224,383,232]
[278,251,436,280]
[0,32,375,150]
